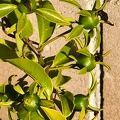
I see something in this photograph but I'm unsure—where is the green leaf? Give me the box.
[0,83,5,93]
[6,58,53,99]
[92,0,101,10]
[7,8,21,25]
[15,33,24,56]
[60,0,82,9]
[78,10,91,17]
[59,91,74,117]
[67,25,84,41]
[94,27,101,50]
[17,12,27,35]
[88,104,103,112]
[83,30,90,47]
[79,107,85,120]
[65,17,76,23]
[97,1,107,12]
[96,61,111,70]
[102,50,110,57]
[7,23,17,34]
[29,82,37,95]
[35,8,70,26]
[0,4,17,18]
[78,67,87,75]
[20,18,34,39]
[36,1,56,46]
[54,71,71,88]
[41,106,66,120]
[17,107,45,120]
[29,0,37,10]
[77,47,91,57]
[0,38,18,61]
[40,99,54,108]
[13,84,25,95]
[88,72,98,96]
[92,112,99,120]
[52,40,78,67]
[0,101,14,107]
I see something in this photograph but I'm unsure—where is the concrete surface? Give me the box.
[0,0,120,120]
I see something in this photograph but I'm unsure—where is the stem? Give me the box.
[39,29,72,51]
[23,38,45,66]
[23,38,39,55]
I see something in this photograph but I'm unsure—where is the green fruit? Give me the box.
[23,93,40,112]
[79,11,99,29]
[76,54,96,72]
[74,94,89,111]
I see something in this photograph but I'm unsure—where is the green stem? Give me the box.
[39,29,72,51]
[38,55,45,66]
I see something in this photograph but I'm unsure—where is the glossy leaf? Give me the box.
[41,106,66,120]
[83,30,90,47]
[7,8,21,25]
[65,17,76,23]
[54,71,71,88]
[78,67,87,75]
[20,18,34,39]
[29,82,37,95]
[97,1,107,12]
[15,33,24,57]
[96,61,111,70]
[7,23,16,34]
[52,40,78,67]
[30,0,36,10]
[59,91,74,117]
[17,107,45,120]
[92,112,99,120]
[17,12,27,35]
[88,104,103,112]
[6,58,53,99]
[92,0,101,10]
[36,1,55,46]
[94,27,101,50]
[78,10,91,17]
[102,50,110,57]
[60,0,82,9]
[35,8,70,26]
[74,37,84,48]
[13,84,25,95]
[0,101,14,107]
[77,47,91,57]
[0,4,17,18]
[79,107,85,120]
[40,99,54,108]
[88,72,98,96]
[67,25,84,41]
[0,38,18,61]
[0,83,5,93]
